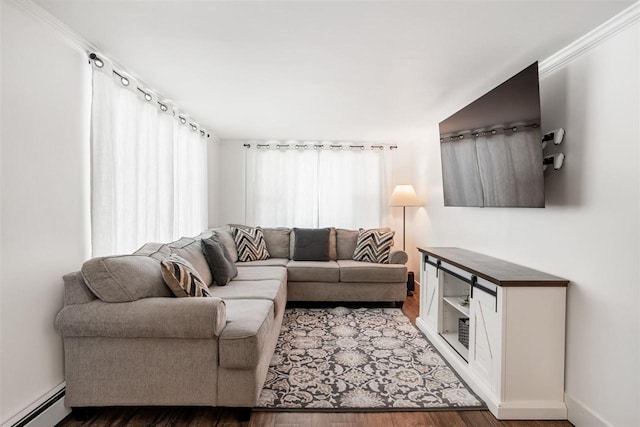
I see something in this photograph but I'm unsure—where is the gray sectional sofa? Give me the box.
[56,226,407,414]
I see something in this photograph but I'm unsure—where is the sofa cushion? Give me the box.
[161,254,211,297]
[234,266,287,282]
[210,279,283,302]
[336,229,359,260]
[292,228,330,261]
[232,226,270,262]
[133,242,171,261]
[328,227,337,260]
[201,237,238,286]
[81,255,171,303]
[262,227,291,259]
[337,260,408,283]
[194,229,215,240]
[168,237,213,286]
[286,260,340,282]
[63,271,97,305]
[287,281,406,302]
[236,258,289,267]
[219,299,275,369]
[212,228,238,262]
[210,264,287,325]
[209,279,286,315]
[353,229,395,263]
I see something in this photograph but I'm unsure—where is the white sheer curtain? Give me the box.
[91,63,207,256]
[318,148,390,228]
[246,145,318,227]
[245,143,391,228]
[174,123,208,237]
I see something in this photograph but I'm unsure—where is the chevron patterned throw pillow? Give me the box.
[161,254,211,297]
[352,229,395,263]
[232,226,271,262]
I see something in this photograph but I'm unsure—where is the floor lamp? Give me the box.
[389,184,423,296]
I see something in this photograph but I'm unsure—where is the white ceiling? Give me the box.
[35,0,633,142]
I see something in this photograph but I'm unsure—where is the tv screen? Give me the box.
[439,62,544,207]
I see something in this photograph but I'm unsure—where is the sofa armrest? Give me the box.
[56,297,226,339]
[389,250,408,265]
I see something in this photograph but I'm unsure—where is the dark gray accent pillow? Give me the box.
[202,237,238,286]
[292,228,330,261]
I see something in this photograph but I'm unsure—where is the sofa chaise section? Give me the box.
[217,298,285,407]
[57,239,287,411]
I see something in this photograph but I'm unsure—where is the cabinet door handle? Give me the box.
[470,278,499,313]
[470,275,476,299]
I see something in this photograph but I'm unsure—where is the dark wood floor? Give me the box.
[57,286,573,427]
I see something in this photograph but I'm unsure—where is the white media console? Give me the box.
[416,247,569,420]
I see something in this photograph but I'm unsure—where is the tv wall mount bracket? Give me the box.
[542,128,565,171]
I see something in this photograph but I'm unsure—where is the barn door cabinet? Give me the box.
[417,247,568,420]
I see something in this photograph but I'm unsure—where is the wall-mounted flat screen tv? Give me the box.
[439,62,544,207]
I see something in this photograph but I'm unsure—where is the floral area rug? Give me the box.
[255,307,485,411]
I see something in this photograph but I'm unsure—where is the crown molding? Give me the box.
[6,0,98,55]
[540,2,639,79]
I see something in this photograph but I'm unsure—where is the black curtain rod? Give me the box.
[441,122,540,143]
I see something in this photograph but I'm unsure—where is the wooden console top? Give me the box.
[417,247,569,287]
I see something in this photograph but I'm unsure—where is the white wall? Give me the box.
[207,137,220,228]
[0,0,91,423]
[405,23,638,427]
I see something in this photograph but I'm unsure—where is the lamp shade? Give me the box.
[389,184,423,207]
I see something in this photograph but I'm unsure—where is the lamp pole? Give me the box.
[402,205,406,252]
[389,184,422,297]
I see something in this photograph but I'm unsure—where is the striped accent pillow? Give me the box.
[232,226,270,262]
[352,229,395,264]
[161,254,211,297]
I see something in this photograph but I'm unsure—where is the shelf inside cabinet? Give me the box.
[440,332,469,362]
[443,296,470,317]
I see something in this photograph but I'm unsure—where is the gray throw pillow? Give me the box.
[336,229,359,260]
[292,228,330,261]
[262,227,291,259]
[202,237,238,286]
[213,228,238,262]
[82,255,172,302]
[167,237,213,286]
